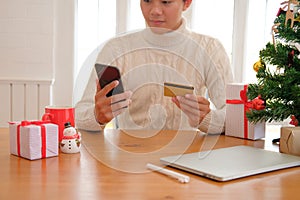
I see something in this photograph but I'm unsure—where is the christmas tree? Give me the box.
[247,0,300,126]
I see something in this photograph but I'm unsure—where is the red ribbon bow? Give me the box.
[226,86,265,109]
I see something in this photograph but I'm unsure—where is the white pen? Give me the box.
[146,163,190,183]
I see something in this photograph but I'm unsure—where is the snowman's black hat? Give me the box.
[64,122,72,128]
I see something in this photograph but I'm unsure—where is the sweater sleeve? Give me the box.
[75,40,118,131]
[75,69,105,131]
[198,38,234,134]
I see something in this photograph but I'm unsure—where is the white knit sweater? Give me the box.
[75,19,233,133]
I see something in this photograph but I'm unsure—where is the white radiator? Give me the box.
[0,79,53,127]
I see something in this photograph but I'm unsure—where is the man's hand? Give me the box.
[94,80,132,124]
[172,94,211,127]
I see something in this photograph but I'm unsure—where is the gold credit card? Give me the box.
[164,82,194,97]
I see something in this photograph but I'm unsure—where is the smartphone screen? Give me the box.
[95,63,124,97]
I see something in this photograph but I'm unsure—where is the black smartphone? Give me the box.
[95,63,124,97]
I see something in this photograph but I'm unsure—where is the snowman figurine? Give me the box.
[60,122,81,153]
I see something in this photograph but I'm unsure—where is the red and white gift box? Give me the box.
[225,83,265,140]
[9,120,59,160]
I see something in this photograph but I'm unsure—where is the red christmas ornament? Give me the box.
[249,95,265,110]
[290,115,299,126]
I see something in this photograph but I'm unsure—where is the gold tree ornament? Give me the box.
[253,59,265,72]
[295,5,300,22]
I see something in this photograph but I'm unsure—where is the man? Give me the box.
[75,0,233,133]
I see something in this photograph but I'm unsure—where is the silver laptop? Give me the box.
[160,145,300,181]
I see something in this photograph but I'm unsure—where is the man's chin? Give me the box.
[149,26,172,34]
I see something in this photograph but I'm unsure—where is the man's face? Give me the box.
[140,0,191,33]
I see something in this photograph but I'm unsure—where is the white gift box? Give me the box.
[9,121,59,160]
[225,83,265,140]
[280,126,300,156]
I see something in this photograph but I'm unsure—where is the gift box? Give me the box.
[9,121,59,160]
[280,126,300,156]
[225,83,265,140]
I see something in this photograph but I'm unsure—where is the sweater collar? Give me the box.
[142,18,189,47]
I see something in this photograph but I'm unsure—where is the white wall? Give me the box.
[53,0,75,106]
[0,0,75,109]
[0,0,54,80]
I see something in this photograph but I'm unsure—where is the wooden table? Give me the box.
[1,126,300,200]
